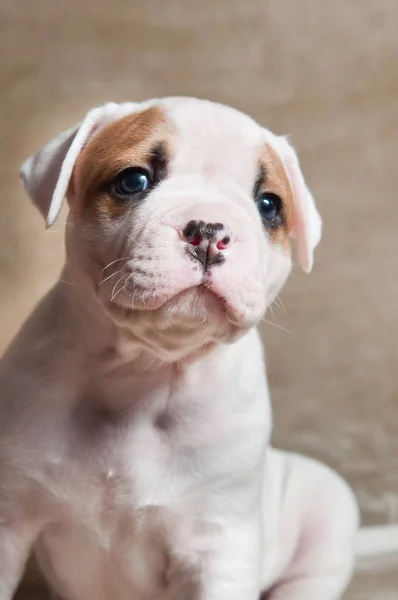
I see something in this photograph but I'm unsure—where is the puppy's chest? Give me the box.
[62,416,179,520]
[59,387,228,519]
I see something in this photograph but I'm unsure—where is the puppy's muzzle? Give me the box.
[183,220,231,270]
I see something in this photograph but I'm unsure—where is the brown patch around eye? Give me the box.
[71,106,174,220]
[256,143,294,247]
[96,193,131,220]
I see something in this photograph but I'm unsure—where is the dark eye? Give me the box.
[256,192,283,224]
[113,168,150,199]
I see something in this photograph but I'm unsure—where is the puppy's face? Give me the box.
[20,98,321,356]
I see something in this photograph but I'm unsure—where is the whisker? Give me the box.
[121,228,147,250]
[289,265,304,282]
[122,273,134,294]
[268,304,277,323]
[261,317,291,335]
[141,357,157,373]
[151,358,166,372]
[273,295,289,317]
[102,257,130,272]
[132,287,140,309]
[142,289,151,311]
[99,269,123,285]
[59,278,74,288]
[164,308,175,331]
[111,274,127,301]
[111,283,127,303]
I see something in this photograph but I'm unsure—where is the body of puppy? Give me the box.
[0,98,379,600]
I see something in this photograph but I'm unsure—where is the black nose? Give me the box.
[183,220,231,269]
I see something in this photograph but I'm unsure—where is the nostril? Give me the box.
[183,220,205,247]
[216,236,230,251]
[190,236,201,247]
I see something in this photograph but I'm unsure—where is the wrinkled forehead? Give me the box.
[161,98,265,185]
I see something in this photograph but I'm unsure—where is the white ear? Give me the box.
[265,132,322,272]
[20,102,136,227]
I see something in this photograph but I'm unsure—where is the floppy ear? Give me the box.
[266,132,322,272]
[20,102,131,227]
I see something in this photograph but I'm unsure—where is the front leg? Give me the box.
[167,517,263,600]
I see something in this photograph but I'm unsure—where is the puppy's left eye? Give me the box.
[113,168,151,199]
[256,192,283,224]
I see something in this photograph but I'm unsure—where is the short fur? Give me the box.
[1,97,396,600]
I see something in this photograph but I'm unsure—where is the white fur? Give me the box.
[0,98,394,600]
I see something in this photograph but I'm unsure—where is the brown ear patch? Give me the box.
[70,106,174,220]
[257,143,294,248]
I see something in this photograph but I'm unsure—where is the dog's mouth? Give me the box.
[97,258,260,334]
[161,284,226,314]
[108,281,225,318]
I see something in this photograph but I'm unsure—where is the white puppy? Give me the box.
[0,98,396,600]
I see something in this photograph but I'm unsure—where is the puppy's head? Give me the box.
[20,98,321,356]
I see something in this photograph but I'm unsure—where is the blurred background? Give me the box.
[1,0,397,597]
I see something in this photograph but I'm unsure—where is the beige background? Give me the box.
[0,0,397,597]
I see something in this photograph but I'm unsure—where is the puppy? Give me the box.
[0,98,396,600]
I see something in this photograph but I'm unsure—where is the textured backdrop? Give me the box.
[1,0,397,597]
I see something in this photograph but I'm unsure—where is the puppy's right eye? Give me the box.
[112,168,151,199]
